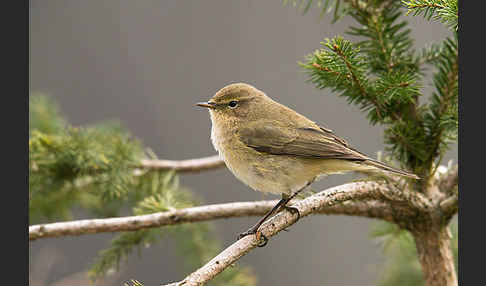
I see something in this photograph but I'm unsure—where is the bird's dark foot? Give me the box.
[237,228,269,247]
[284,205,301,220]
[236,228,256,241]
[256,232,268,247]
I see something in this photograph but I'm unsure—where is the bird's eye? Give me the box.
[228,101,238,108]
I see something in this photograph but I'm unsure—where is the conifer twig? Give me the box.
[138,155,225,173]
[30,155,226,176]
[29,192,397,241]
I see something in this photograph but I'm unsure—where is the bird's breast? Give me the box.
[210,122,228,160]
[210,123,319,195]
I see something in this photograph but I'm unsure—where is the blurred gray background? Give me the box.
[29,1,455,285]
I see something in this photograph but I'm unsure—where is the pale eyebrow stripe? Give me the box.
[217,96,254,105]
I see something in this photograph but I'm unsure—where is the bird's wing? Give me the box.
[237,121,367,161]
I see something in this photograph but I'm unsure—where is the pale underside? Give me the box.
[210,114,374,195]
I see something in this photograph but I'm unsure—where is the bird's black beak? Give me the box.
[195,101,216,109]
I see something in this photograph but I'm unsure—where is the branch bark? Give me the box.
[30,193,396,241]
[138,155,225,173]
[438,165,458,218]
[161,181,392,286]
[439,165,458,194]
[439,194,458,218]
[30,163,459,286]
[412,226,458,286]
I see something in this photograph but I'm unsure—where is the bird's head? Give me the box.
[196,83,273,124]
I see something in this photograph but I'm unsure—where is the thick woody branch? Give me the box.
[161,181,392,286]
[439,165,458,194]
[138,155,225,173]
[29,196,395,241]
[375,177,432,212]
[438,165,458,217]
[412,226,458,286]
[439,194,458,218]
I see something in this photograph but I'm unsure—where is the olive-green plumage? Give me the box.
[197,83,419,196]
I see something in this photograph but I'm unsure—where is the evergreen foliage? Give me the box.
[285,0,458,284]
[29,93,66,135]
[402,0,458,30]
[29,95,257,285]
[291,0,458,181]
[30,0,458,284]
[124,280,144,286]
[285,0,458,31]
[283,0,348,21]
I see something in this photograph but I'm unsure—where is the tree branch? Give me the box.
[31,155,226,177]
[439,194,457,218]
[138,155,225,173]
[30,195,396,241]
[412,226,458,286]
[160,181,394,286]
[439,165,458,194]
[30,201,274,241]
[437,165,458,217]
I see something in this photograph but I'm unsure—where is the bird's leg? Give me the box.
[282,180,314,220]
[237,196,288,246]
[237,181,313,246]
[282,193,300,220]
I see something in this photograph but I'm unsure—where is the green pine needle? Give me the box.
[283,0,349,22]
[124,280,144,286]
[29,94,257,285]
[29,93,66,135]
[402,0,458,30]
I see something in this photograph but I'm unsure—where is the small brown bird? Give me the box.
[197,83,418,244]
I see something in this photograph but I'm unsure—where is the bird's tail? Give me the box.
[363,158,420,179]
